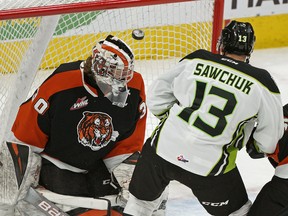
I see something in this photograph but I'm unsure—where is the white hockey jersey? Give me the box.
[147,49,284,176]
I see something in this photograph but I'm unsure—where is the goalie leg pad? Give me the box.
[0,204,15,216]
[15,199,47,216]
[112,152,140,206]
[0,142,41,207]
[151,185,169,216]
[123,193,166,216]
[229,200,252,216]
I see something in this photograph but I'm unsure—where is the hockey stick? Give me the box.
[25,187,69,216]
[36,186,117,210]
[25,187,118,215]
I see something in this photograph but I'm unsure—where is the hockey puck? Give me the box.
[132,29,145,40]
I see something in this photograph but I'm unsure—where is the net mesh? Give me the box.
[2,0,99,9]
[0,0,218,141]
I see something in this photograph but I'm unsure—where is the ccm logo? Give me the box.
[38,201,66,216]
[202,200,229,206]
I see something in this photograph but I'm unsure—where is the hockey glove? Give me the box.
[246,139,266,159]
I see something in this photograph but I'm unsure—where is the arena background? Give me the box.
[1,2,287,72]
[224,0,288,49]
[230,14,288,49]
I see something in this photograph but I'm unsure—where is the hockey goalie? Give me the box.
[0,35,169,215]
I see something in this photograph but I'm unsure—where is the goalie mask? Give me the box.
[91,35,135,108]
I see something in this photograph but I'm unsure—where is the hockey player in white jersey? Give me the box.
[123,20,284,216]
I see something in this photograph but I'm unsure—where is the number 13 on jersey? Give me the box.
[178,81,237,137]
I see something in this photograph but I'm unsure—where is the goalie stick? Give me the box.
[25,187,114,216]
[24,187,69,216]
[36,186,116,210]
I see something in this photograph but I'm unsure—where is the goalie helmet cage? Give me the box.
[0,0,224,144]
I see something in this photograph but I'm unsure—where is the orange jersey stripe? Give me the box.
[77,209,122,216]
[105,72,147,158]
[279,157,288,166]
[12,69,84,149]
[128,71,146,100]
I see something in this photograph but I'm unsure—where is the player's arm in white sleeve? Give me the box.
[253,89,284,154]
[147,62,185,119]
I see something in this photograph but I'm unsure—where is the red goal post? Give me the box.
[0,0,224,53]
[0,0,224,143]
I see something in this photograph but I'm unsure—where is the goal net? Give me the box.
[0,0,224,144]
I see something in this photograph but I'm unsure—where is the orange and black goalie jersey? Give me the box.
[11,60,147,171]
[268,103,288,178]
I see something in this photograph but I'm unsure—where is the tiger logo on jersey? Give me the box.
[77,111,119,151]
